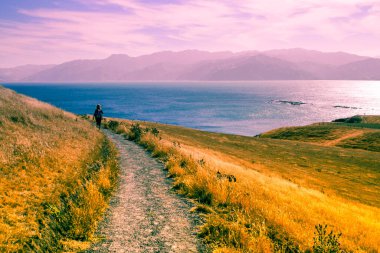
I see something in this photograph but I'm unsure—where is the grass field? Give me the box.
[260,116,380,152]
[105,117,380,252]
[0,87,118,252]
[2,85,378,253]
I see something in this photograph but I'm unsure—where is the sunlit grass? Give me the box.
[0,87,118,252]
[105,118,380,252]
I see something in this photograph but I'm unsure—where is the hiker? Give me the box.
[93,104,103,129]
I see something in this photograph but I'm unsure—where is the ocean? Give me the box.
[4,81,380,136]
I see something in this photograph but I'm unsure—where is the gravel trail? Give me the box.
[88,130,204,253]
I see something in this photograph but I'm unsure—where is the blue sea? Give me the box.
[3,81,380,136]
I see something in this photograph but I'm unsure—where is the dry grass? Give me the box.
[362,115,380,124]
[0,87,118,252]
[106,119,380,252]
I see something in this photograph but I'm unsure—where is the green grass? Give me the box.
[259,123,353,142]
[259,116,380,154]
[333,122,380,129]
[337,132,380,152]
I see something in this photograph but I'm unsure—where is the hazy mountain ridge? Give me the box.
[0,64,55,82]
[327,58,380,80]
[263,48,367,66]
[179,54,316,80]
[2,49,380,81]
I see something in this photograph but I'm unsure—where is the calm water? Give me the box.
[4,81,380,136]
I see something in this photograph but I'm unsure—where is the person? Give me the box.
[93,104,103,129]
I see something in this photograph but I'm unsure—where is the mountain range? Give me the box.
[1,48,380,82]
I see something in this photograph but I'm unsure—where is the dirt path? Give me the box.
[88,130,205,253]
[322,130,365,146]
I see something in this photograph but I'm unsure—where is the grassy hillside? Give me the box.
[0,87,118,252]
[260,115,380,152]
[104,118,380,252]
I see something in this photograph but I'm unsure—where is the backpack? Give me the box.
[94,109,103,119]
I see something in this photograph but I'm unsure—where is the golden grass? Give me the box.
[362,115,380,124]
[0,87,118,252]
[106,119,380,252]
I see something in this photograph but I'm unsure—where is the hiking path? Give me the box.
[88,130,205,253]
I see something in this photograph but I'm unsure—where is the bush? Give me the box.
[199,215,251,250]
[193,184,213,205]
[127,123,161,143]
[333,116,362,124]
[346,116,362,123]
[129,123,143,141]
[313,224,343,253]
[106,120,120,131]
[144,127,160,137]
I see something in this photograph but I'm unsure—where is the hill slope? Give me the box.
[0,87,118,252]
[105,117,380,252]
[260,115,380,152]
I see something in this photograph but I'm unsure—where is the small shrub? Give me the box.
[10,115,27,125]
[152,148,167,160]
[267,225,301,253]
[199,215,251,250]
[332,118,346,123]
[178,156,198,173]
[172,180,189,192]
[79,114,90,120]
[313,224,343,253]
[129,123,143,141]
[346,116,362,123]
[333,116,362,124]
[145,127,160,137]
[107,120,120,131]
[192,183,213,205]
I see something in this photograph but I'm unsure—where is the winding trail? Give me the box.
[322,130,365,146]
[88,130,205,253]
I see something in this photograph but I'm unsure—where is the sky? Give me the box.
[1,0,380,68]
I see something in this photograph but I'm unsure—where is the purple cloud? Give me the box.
[0,0,380,67]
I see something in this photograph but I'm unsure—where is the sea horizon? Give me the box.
[4,80,380,136]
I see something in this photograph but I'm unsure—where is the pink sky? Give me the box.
[1,0,380,68]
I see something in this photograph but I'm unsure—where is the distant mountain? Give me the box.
[2,49,380,82]
[0,64,54,82]
[263,48,367,66]
[25,50,234,82]
[327,58,380,80]
[180,54,315,80]
[134,50,234,66]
